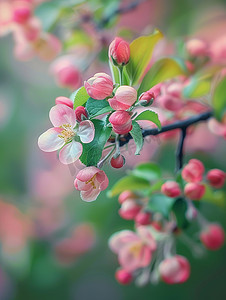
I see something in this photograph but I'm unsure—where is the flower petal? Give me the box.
[77,120,95,143]
[80,188,100,202]
[50,104,77,127]
[38,127,64,152]
[59,140,82,164]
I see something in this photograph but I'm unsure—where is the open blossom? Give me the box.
[84,73,113,100]
[108,86,137,110]
[74,167,109,202]
[207,169,225,188]
[159,255,190,284]
[182,159,205,182]
[109,110,132,134]
[109,226,156,272]
[200,224,225,250]
[38,104,94,164]
[109,37,130,66]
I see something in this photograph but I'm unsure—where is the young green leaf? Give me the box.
[172,198,189,229]
[132,162,161,181]
[138,58,186,96]
[135,110,161,129]
[85,97,113,118]
[126,30,163,86]
[79,119,112,166]
[108,175,150,197]
[147,194,175,218]
[183,77,211,98]
[130,120,144,155]
[212,76,226,121]
[72,86,89,109]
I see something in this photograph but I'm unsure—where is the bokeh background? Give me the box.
[0,0,226,299]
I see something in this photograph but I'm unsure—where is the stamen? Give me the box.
[85,174,97,189]
[58,124,75,143]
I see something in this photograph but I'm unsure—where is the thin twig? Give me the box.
[175,127,187,172]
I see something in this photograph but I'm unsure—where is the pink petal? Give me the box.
[77,120,95,143]
[59,140,82,164]
[137,226,157,251]
[76,167,100,182]
[38,127,64,152]
[80,188,100,202]
[109,230,140,254]
[49,104,77,127]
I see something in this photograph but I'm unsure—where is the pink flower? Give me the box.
[200,224,225,250]
[109,110,132,134]
[110,154,125,169]
[84,73,113,100]
[182,159,205,182]
[108,86,137,110]
[139,84,161,105]
[207,169,226,188]
[119,199,141,220]
[208,118,226,139]
[55,96,73,109]
[109,37,130,66]
[184,182,205,200]
[75,106,88,122]
[12,1,32,24]
[186,39,208,57]
[161,181,181,198]
[109,226,156,272]
[210,35,226,64]
[135,211,151,225]
[74,167,109,201]
[118,190,137,204]
[115,268,133,285]
[38,104,95,164]
[159,255,190,284]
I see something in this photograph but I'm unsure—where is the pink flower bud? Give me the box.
[74,167,109,202]
[182,159,205,183]
[161,181,181,198]
[75,106,88,122]
[184,182,205,200]
[109,37,130,66]
[159,255,190,284]
[109,110,132,135]
[84,73,113,100]
[108,86,137,110]
[110,154,125,169]
[13,3,32,24]
[55,97,73,109]
[158,94,184,112]
[135,211,151,225]
[138,87,158,106]
[118,190,137,204]
[119,199,141,220]
[186,39,208,57]
[200,224,225,250]
[115,268,133,285]
[207,169,226,189]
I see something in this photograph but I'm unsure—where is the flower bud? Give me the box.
[55,96,73,109]
[135,211,151,225]
[108,86,137,110]
[207,169,225,189]
[158,94,184,112]
[109,37,130,66]
[184,182,205,200]
[186,39,208,57]
[159,255,190,284]
[119,199,141,220]
[182,159,205,182]
[161,181,181,198]
[75,106,88,122]
[200,224,225,250]
[115,268,133,285]
[139,91,154,106]
[109,110,132,135]
[118,190,137,204]
[55,65,82,90]
[84,73,113,100]
[110,154,125,169]
[13,3,32,24]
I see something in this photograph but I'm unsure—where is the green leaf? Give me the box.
[85,98,113,118]
[138,57,186,95]
[183,77,211,98]
[72,86,90,109]
[212,76,226,121]
[202,184,225,207]
[132,162,161,181]
[135,110,161,129]
[109,61,120,85]
[35,2,60,31]
[79,119,112,166]
[130,121,144,155]
[64,30,93,50]
[108,175,150,197]
[126,30,163,86]
[172,198,189,229]
[147,194,175,218]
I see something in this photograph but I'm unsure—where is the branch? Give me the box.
[175,127,187,172]
[118,110,213,147]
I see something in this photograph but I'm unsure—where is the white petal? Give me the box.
[49,104,77,127]
[77,120,95,143]
[59,140,82,164]
[38,128,64,152]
